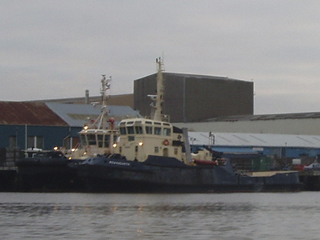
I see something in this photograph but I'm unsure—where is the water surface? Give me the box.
[0,192,319,239]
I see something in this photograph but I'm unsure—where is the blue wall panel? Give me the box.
[0,125,82,150]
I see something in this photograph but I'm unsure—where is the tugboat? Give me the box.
[61,75,118,160]
[77,58,302,193]
[15,76,118,192]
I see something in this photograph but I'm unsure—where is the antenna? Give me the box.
[152,57,164,121]
[93,75,112,130]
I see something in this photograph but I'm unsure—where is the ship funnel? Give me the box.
[85,89,89,104]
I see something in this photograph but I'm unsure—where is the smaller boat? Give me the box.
[16,75,118,192]
[61,75,118,160]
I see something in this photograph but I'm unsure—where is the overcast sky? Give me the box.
[1,1,320,115]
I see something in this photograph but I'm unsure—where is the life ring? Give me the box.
[163,139,169,146]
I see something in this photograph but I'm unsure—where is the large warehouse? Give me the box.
[174,112,320,136]
[134,72,254,123]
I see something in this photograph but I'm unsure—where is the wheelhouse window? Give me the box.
[135,126,143,134]
[154,127,161,135]
[127,126,134,134]
[120,127,126,135]
[80,134,87,146]
[146,126,152,134]
[97,135,103,148]
[104,135,110,148]
[163,128,171,136]
[87,134,96,145]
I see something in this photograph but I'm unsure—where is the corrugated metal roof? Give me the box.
[188,132,320,148]
[0,102,68,126]
[204,112,320,122]
[164,72,245,82]
[137,72,248,83]
[46,103,141,127]
[29,93,134,108]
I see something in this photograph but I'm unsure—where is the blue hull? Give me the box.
[78,155,302,193]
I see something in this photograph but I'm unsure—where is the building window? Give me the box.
[9,136,17,148]
[63,136,79,149]
[27,136,44,149]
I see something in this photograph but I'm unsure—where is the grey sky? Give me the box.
[1,1,320,115]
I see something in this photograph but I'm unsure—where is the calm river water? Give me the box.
[0,192,319,240]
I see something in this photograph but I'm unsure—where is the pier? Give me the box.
[0,148,19,191]
[300,170,320,191]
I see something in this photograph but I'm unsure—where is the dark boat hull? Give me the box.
[0,169,17,192]
[78,155,302,193]
[15,158,84,192]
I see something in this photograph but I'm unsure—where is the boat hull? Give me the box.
[0,169,17,192]
[16,157,84,192]
[78,155,302,193]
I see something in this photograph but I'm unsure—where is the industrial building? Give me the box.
[134,72,254,122]
[2,70,320,160]
[174,112,320,136]
[188,132,320,159]
[0,101,140,151]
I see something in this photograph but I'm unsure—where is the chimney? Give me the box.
[85,89,89,104]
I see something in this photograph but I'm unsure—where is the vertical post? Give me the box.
[15,127,18,148]
[153,58,164,121]
[85,89,89,104]
[182,128,192,164]
[25,124,27,150]
[182,77,186,122]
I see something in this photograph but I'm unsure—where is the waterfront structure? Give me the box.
[188,132,320,159]
[2,71,320,159]
[0,101,139,151]
[174,112,320,135]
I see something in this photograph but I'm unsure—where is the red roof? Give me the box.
[0,102,68,126]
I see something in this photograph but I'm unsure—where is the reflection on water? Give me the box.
[1,192,320,240]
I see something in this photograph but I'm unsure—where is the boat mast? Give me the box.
[95,75,111,130]
[152,57,164,121]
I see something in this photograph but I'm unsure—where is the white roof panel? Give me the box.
[46,103,140,127]
[188,132,320,148]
